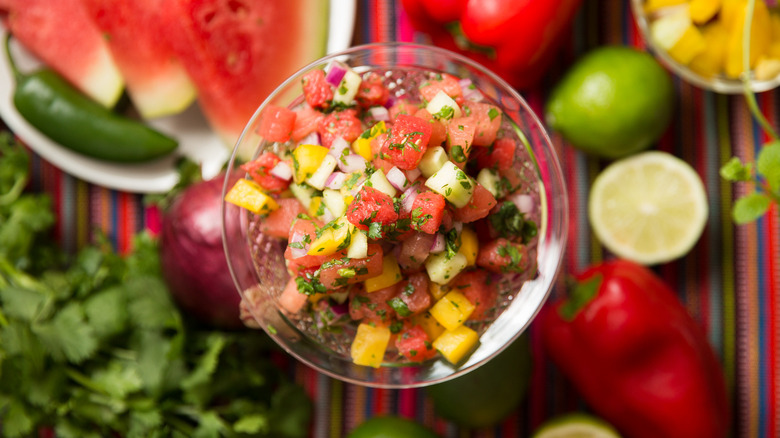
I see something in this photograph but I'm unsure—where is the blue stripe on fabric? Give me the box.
[751,111,768,436]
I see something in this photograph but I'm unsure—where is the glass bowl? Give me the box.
[630,0,780,94]
[221,42,568,388]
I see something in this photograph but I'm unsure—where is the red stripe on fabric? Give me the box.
[694,86,710,328]
[395,1,416,42]
[397,388,416,419]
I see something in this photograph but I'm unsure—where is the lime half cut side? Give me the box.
[588,151,708,265]
[532,414,622,438]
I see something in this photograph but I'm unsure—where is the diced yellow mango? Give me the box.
[651,8,707,65]
[429,282,448,301]
[224,179,279,215]
[364,254,402,292]
[724,0,771,78]
[429,291,476,331]
[719,0,745,32]
[458,227,478,266]
[308,216,353,256]
[352,121,387,161]
[689,21,729,77]
[755,57,780,81]
[433,325,479,364]
[292,144,329,183]
[769,42,780,59]
[689,0,721,24]
[351,323,391,368]
[644,0,687,14]
[412,312,446,341]
[771,11,780,41]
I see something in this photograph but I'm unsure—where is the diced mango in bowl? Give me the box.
[645,0,780,81]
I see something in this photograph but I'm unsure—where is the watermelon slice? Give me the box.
[1,0,124,108]
[166,0,331,147]
[80,0,198,119]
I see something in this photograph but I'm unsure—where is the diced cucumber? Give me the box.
[306,154,338,190]
[418,146,449,177]
[477,167,502,198]
[426,90,462,120]
[425,161,475,208]
[323,188,347,217]
[333,69,362,105]
[425,252,468,285]
[289,182,318,209]
[367,169,397,197]
[347,229,368,259]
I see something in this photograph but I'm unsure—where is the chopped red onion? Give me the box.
[297,131,320,146]
[453,221,463,234]
[430,233,445,253]
[328,136,349,158]
[325,62,347,86]
[509,193,534,214]
[368,106,390,122]
[325,171,347,190]
[288,231,309,259]
[401,185,419,214]
[269,160,293,181]
[404,167,421,182]
[384,96,396,109]
[349,180,366,197]
[459,77,484,102]
[386,166,408,191]
[338,154,367,173]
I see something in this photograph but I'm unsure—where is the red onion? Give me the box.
[269,160,293,181]
[453,221,463,234]
[338,154,367,173]
[386,166,408,191]
[368,106,390,122]
[401,185,420,215]
[405,167,421,182]
[325,171,347,190]
[460,77,484,102]
[288,230,310,259]
[325,61,347,86]
[297,131,320,146]
[328,136,349,158]
[509,193,534,214]
[430,233,445,253]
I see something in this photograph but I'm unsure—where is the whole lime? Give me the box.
[532,413,621,438]
[545,46,675,159]
[347,416,439,438]
[424,334,532,428]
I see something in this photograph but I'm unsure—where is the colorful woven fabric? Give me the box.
[13,0,780,436]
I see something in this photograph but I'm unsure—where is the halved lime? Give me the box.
[588,151,708,265]
[532,414,621,438]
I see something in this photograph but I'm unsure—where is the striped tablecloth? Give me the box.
[16,0,779,436]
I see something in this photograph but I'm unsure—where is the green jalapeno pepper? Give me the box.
[5,36,178,163]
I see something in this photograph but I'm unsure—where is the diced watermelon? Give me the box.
[446,117,476,168]
[380,115,432,170]
[318,109,363,148]
[356,72,390,108]
[284,218,331,273]
[398,232,436,273]
[448,269,496,320]
[414,108,447,147]
[476,238,532,274]
[292,104,325,141]
[257,105,296,143]
[452,182,497,223]
[346,186,399,231]
[165,0,329,147]
[260,198,307,238]
[462,102,502,146]
[394,272,431,317]
[3,0,124,107]
[349,282,397,323]
[241,152,290,193]
[372,156,396,174]
[388,100,419,119]
[80,0,196,118]
[319,244,383,290]
[302,69,334,110]
[474,137,516,172]
[278,277,308,314]
[419,73,463,104]
[395,324,437,362]
[410,191,446,234]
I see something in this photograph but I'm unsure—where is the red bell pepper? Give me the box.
[540,260,729,438]
[400,0,582,89]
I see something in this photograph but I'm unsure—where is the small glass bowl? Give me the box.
[221,43,568,388]
[630,0,780,94]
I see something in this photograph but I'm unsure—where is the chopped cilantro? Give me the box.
[451,145,467,163]
[488,107,500,121]
[488,201,538,243]
[388,297,413,317]
[368,222,383,240]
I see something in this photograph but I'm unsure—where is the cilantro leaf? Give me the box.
[733,192,772,224]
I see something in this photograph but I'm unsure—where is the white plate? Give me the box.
[0,0,356,194]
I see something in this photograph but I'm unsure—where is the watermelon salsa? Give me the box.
[226,62,541,368]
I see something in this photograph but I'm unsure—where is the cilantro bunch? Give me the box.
[0,134,312,438]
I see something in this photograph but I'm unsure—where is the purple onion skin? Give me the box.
[160,173,246,330]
